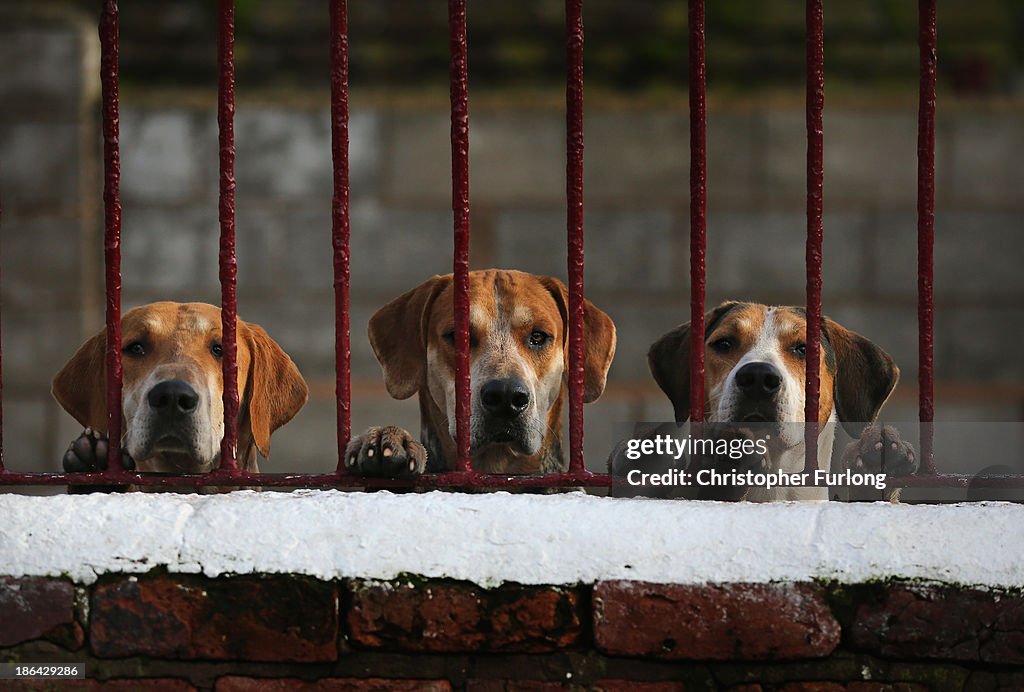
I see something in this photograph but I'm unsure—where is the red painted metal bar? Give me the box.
[917,0,937,475]
[449,0,472,472]
[330,0,352,471]
[566,0,586,473]
[100,0,123,472]
[688,0,707,423]
[803,0,824,475]
[217,0,239,471]
[4,471,1022,491]
[0,470,616,489]
[0,180,3,470]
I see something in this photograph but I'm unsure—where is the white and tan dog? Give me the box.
[613,301,916,501]
[345,269,617,476]
[53,302,308,478]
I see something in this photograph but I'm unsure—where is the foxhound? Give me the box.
[345,270,617,475]
[53,302,308,479]
[612,301,916,501]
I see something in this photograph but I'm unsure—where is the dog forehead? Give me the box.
[428,271,561,331]
[122,302,223,341]
[712,303,768,339]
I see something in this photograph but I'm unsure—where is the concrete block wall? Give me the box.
[1,14,1022,479]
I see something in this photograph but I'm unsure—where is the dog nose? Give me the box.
[734,362,783,400]
[147,380,199,417]
[480,378,530,419]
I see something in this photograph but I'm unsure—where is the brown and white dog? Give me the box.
[613,301,916,501]
[53,302,308,479]
[346,270,617,476]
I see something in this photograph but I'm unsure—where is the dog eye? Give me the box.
[122,341,146,357]
[529,330,551,347]
[442,330,455,345]
[792,342,807,358]
[211,343,223,358]
[710,337,733,353]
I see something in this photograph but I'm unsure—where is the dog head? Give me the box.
[52,302,308,473]
[368,270,616,460]
[648,301,898,445]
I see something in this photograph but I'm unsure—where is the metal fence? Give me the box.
[1,0,1021,493]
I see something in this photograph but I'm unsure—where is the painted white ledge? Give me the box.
[0,490,1021,588]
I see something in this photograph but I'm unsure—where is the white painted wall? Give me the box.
[1,490,1021,588]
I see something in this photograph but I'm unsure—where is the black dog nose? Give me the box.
[480,378,530,419]
[147,380,199,417]
[734,362,783,400]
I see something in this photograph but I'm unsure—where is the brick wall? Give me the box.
[2,573,1023,689]
[1,9,1022,482]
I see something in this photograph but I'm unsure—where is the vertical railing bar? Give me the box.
[330,0,352,472]
[566,0,585,474]
[803,0,824,475]
[217,0,239,472]
[0,172,4,470]
[688,0,707,424]
[449,0,472,473]
[917,0,937,474]
[100,0,123,473]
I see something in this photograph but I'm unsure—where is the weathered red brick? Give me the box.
[464,683,565,692]
[6,680,194,690]
[90,573,338,661]
[216,677,450,691]
[0,576,76,647]
[593,682,686,691]
[850,585,1024,665]
[347,580,581,653]
[593,581,840,660]
[845,685,929,692]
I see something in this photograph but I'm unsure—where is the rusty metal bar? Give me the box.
[566,0,586,472]
[449,0,472,472]
[688,0,707,423]
[217,0,239,471]
[803,0,824,475]
[330,0,352,471]
[100,0,123,473]
[917,0,937,475]
[2,470,1021,491]
[0,171,3,470]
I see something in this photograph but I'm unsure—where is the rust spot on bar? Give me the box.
[804,0,824,475]
[217,0,239,472]
[917,0,937,474]
[688,0,707,424]
[449,0,471,472]
[566,0,585,473]
[330,0,352,471]
[100,0,123,473]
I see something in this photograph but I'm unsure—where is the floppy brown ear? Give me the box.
[648,301,741,422]
[539,277,617,403]
[368,275,451,400]
[822,316,899,437]
[243,322,309,458]
[52,330,109,432]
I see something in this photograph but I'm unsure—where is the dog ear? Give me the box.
[648,301,741,422]
[242,322,309,458]
[539,277,617,403]
[822,316,899,437]
[369,275,451,400]
[52,330,110,432]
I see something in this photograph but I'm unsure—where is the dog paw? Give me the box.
[845,424,918,477]
[62,428,136,473]
[344,426,427,477]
